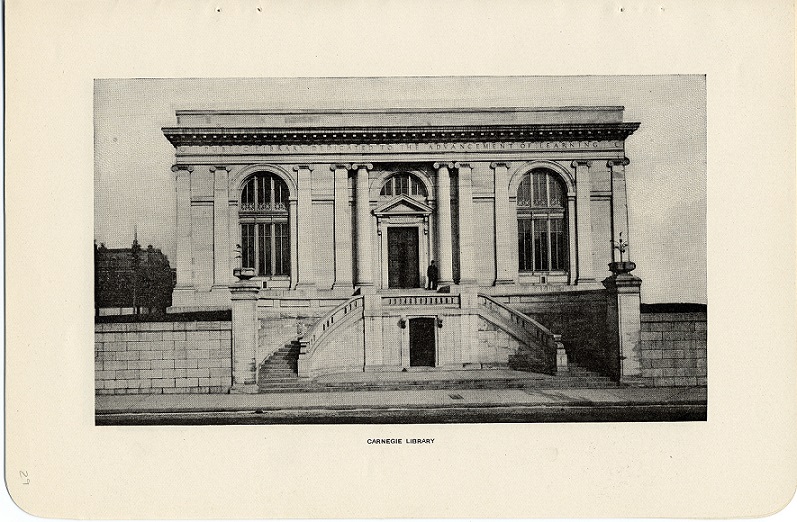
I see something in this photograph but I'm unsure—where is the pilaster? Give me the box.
[293,165,316,290]
[210,166,230,289]
[353,163,375,291]
[567,194,577,284]
[608,158,632,261]
[171,164,194,290]
[572,160,595,284]
[331,164,353,290]
[491,162,514,285]
[454,162,476,287]
[434,162,454,286]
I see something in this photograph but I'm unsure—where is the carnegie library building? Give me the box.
[96,104,707,395]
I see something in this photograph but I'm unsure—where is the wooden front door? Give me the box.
[409,318,436,367]
[387,227,420,288]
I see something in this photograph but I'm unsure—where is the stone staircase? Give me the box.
[258,342,617,392]
[257,341,321,392]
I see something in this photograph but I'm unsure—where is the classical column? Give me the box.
[608,158,632,261]
[567,194,578,285]
[454,162,476,286]
[293,165,315,289]
[210,166,230,289]
[353,163,374,290]
[434,162,455,287]
[331,164,353,290]
[572,160,595,284]
[171,165,194,289]
[491,162,514,285]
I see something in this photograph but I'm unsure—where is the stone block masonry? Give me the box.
[639,311,707,387]
[95,321,232,394]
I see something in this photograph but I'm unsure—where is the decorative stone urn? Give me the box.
[233,267,255,280]
[608,261,636,275]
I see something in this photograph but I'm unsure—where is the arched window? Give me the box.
[517,169,567,272]
[239,173,290,277]
[379,173,427,198]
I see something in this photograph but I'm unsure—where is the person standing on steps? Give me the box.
[427,260,438,290]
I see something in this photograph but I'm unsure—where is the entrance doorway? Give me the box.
[409,317,436,367]
[387,227,420,288]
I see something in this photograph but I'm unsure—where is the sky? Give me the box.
[94,76,707,304]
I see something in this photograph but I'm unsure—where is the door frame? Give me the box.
[379,222,429,290]
[386,226,422,289]
[404,316,439,369]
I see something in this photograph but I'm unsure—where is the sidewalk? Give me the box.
[96,386,707,415]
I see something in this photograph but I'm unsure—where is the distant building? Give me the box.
[94,239,175,316]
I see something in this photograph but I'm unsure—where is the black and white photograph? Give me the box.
[93,76,707,425]
[6,1,795,520]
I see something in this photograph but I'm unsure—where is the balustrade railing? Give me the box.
[382,295,460,307]
[477,294,566,371]
[298,295,364,358]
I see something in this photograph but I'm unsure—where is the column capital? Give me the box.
[454,162,472,170]
[292,164,315,172]
[433,162,454,170]
[489,162,510,169]
[171,164,194,173]
[607,158,631,168]
[571,160,593,168]
[330,163,352,171]
[352,163,373,171]
[208,165,229,173]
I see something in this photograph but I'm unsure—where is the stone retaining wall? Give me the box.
[640,312,707,386]
[95,321,232,394]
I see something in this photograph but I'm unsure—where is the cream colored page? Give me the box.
[4,0,796,519]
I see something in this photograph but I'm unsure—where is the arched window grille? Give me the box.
[379,173,427,198]
[517,169,568,272]
[239,173,290,277]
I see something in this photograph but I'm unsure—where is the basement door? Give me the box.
[387,227,420,288]
[409,318,436,367]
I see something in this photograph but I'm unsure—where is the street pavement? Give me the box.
[95,386,707,424]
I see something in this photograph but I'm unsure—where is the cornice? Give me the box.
[162,122,641,148]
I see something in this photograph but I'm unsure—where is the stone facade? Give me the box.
[160,106,647,386]
[640,312,708,386]
[95,321,232,394]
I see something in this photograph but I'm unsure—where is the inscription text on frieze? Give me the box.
[178,140,623,155]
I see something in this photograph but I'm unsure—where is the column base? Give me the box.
[494,279,515,286]
[331,282,354,291]
[576,278,598,285]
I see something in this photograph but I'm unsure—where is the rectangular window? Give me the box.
[550,218,566,270]
[241,223,255,269]
[533,218,548,270]
[518,219,533,271]
[258,223,271,276]
[275,222,290,275]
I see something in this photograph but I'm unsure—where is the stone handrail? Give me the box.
[477,293,567,371]
[298,295,364,358]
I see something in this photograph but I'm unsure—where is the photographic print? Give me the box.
[94,76,707,425]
